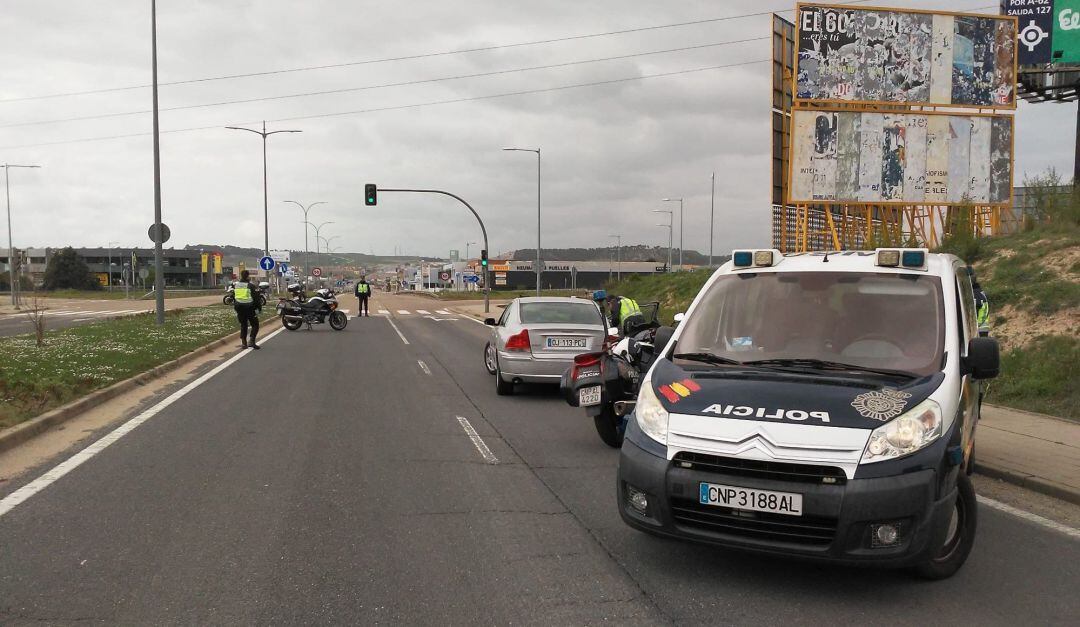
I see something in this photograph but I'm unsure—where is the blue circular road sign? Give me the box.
[259,256,276,271]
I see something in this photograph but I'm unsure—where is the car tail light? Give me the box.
[505,329,531,351]
[571,352,604,380]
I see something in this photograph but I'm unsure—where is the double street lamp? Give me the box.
[653,209,673,272]
[503,147,541,295]
[3,163,41,309]
[609,234,621,281]
[226,121,302,256]
[285,200,326,274]
[662,197,683,270]
[108,241,121,291]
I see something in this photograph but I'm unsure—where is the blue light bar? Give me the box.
[901,250,925,267]
[733,251,753,267]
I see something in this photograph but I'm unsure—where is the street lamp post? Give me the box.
[653,209,673,272]
[226,121,302,257]
[662,198,683,270]
[108,241,121,291]
[608,234,621,281]
[709,173,716,267]
[3,163,41,309]
[503,147,541,295]
[466,241,476,260]
[284,200,325,276]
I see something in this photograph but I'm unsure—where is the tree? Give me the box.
[43,247,101,290]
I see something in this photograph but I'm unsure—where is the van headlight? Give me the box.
[636,381,669,445]
[861,398,942,463]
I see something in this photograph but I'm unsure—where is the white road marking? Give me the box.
[378,309,390,315]
[386,317,409,345]
[461,315,489,326]
[425,316,458,322]
[0,326,288,519]
[416,309,431,315]
[397,310,411,315]
[436,310,451,315]
[456,416,498,464]
[72,318,97,322]
[977,495,1080,541]
[417,360,431,375]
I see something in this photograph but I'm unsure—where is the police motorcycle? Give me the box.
[277,283,348,331]
[560,292,664,447]
[224,282,268,307]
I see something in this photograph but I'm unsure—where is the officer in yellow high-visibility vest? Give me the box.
[354,276,372,317]
[605,294,642,334]
[233,270,262,349]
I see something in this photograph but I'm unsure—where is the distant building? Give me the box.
[1,247,209,288]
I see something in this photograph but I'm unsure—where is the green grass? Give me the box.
[605,270,712,325]
[0,305,270,429]
[988,335,1080,420]
[974,225,1080,315]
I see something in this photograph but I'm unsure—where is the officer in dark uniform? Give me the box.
[355,276,372,317]
[233,270,261,349]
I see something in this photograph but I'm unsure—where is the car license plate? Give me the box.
[699,482,802,516]
[547,337,587,348]
[579,385,602,406]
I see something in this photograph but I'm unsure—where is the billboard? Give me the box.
[796,4,1017,107]
[789,109,1013,205]
[1002,0,1080,65]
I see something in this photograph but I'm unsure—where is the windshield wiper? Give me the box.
[744,358,918,380]
[672,352,747,367]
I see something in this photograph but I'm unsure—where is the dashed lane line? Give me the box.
[417,360,431,375]
[456,416,498,464]
[386,316,410,345]
[0,326,288,519]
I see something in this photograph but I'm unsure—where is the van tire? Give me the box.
[593,408,624,448]
[913,472,977,580]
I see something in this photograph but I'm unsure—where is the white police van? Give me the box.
[617,248,999,579]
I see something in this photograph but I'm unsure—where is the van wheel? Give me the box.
[913,472,977,580]
[495,359,514,396]
[593,407,624,448]
[484,343,497,375]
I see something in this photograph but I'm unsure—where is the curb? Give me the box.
[0,318,280,455]
[983,403,1078,427]
[975,462,1080,506]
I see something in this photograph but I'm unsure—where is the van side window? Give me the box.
[954,268,977,351]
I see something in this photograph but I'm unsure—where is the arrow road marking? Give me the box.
[456,416,498,465]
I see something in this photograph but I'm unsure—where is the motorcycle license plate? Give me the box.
[579,385,602,406]
[699,482,802,516]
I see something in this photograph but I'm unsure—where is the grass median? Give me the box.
[0,305,274,430]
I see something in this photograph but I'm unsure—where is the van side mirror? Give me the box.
[964,337,1000,380]
[653,326,676,355]
[484,317,497,326]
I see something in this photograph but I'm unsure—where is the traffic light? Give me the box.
[365,184,377,206]
[480,249,488,267]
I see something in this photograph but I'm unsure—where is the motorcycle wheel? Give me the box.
[223,295,235,306]
[282,315,303,331]
[593,407,625,448]
[329,310,348,330]
[255,294,267,307]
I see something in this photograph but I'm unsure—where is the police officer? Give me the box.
[605,294,643,334]
[233,270,261,349]
[355,276,372,317]
[973,280,990,336]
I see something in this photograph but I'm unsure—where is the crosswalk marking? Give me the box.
[436,310,451,315]
[397,310,411,315]
[378,309,390,314]
[416,309,431,315]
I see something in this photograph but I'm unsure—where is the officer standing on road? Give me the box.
[233,270,261,349]
[355,276,372,317]
[973,280,990,336]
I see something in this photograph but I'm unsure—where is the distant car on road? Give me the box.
[484,297,608,396]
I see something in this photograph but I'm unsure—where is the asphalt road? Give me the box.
[0,292,1077,625]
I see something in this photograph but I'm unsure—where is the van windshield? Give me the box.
[675,272,945,378]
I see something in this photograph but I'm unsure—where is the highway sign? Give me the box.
[270,250,291,263]
[312,267,323,277]
[147,223,171,244]
[259,256,276,271]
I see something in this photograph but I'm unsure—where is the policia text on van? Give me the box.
[617,249,999,579]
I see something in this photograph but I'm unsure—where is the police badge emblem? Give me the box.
[851,389,912,421]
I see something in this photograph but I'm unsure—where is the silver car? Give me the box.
[484,297,609,395]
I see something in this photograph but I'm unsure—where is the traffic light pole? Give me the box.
[378,188,491,313]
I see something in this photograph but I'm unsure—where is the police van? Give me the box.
[617,248,999,579]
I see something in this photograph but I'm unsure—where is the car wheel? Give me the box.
[593,407,624,448]
[495,358,514,396]
[913,472,977,580]
[484,343,497,375]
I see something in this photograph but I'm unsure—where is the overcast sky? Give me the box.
[1,0,1074,260]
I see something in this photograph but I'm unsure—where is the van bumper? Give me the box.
[617,438,956,567]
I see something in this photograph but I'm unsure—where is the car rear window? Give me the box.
[519,302,602,325]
